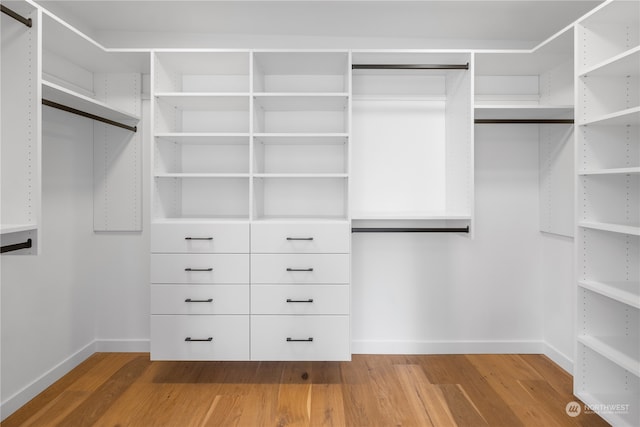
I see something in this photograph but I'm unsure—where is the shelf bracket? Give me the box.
[1,4,32,28]
[42,99,138,132]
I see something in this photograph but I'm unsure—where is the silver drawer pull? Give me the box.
[185,237,213,240]
[286,298,314,303]
[185,298,213,303]
[286,237,314,241]
[185,268,213,272]
[286,337,314,342]
[286,268,313,272]
[185,337,213,342]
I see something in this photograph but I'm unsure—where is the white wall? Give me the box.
[0,102,150,419]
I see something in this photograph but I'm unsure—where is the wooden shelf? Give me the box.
[42,80,140,127]
[579,280,640,309]
[579,221,640,236]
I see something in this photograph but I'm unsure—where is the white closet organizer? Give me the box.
[351,52,473,233]
[41,10,145,232]
[575,1,640,426]
[150,50,351,361]
[1,1,40,255]
[475,28,575,237]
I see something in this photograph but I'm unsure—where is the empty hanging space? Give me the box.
[351,52,472,229]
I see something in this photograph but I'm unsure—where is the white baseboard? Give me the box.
[0,341,96,422]
[94,339,150,353]
[352,339,547,355]
[543,342,574,374]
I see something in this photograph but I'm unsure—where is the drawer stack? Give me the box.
[250,222,351,361]
[150,222,250,360]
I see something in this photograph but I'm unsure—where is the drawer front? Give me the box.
[251,222,350,254]
[151,284,249,315]
[251,315,350,361]
[251,285,349,315]
[151,222,249,253]
[251,254,349,284]
[151,315,249,361]
[151,254,249,284]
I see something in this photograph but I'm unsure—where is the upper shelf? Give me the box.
[474,105,574,123]
[580,106,640,126]
[579,46,640,78]
[42,80,140,128]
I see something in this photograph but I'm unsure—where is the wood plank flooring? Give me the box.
[2,353,610,426]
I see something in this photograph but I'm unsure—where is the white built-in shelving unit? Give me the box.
[1,0,40,255]
[575,1,640,425]
[350,51,473,232]
[150,50,351,361]
[475,27,576,237]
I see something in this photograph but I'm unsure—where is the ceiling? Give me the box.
[35,1,604,49]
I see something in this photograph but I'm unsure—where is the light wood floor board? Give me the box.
[2,353,610,427]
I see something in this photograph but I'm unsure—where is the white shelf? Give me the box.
[578,335,640,378]
[254,173,347,179]
[154,173,250,179]
[253,94,348,111]
[579,280,640,309]
[253,215,349,222]
[0,224,38,234]
[254,133,348,139]
[42,80,140,126]
[575,390,640,427]
[352,212,472,221]
[579,167,640,176]
[579,221,640,236]
[474,105,574,121]
[155,93,250,110]
[580,106,640,126]
[155,133,250,144]
[580,46,640,78]
[152,218,249,225]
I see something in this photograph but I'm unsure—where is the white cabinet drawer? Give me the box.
[251,315,350,361]
[251,222,350,253]
[151,222,249,253]
[251,254,349,284]
[151,254,249,284]
[151,315,249,361]
[151,284,249,315]
[251,285,349,315]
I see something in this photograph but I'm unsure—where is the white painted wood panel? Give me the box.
[251,284,349,315]
[151,284,249,315]
[250,222,350,253]
[151,222,249,253]
[251,254,349,284]
[150,254,249,284]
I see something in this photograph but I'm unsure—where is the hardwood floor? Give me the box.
[2,353,610,426]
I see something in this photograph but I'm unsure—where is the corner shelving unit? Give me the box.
[41,10,146,232]
[574,1,640,425]
[475,27,576,237]
[1,0,40,255]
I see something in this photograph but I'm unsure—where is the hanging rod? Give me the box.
[1,239,33,254]
[42,99,138,133]
[474,119,574,124]
[352,63,469,70]
[352,226,469,233]
[1,4,32,27]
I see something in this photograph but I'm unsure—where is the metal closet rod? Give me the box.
[1,239,33,254]
[352,63,469,70]
[352,226,470,233]
[475,119,574,124]
[1,4,32,27]
[42,99,138,132]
